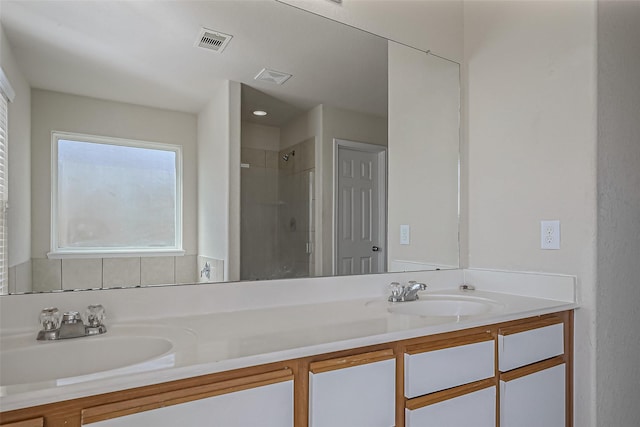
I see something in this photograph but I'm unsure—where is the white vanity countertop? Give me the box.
[0,271,578,412]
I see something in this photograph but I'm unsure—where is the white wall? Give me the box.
[197,80,241,281]
[277,0,463,62]
[30,89,198,258]
[463,2,597,425]
[596,1,640,425]
[1,25,31,268]
[388,42,459,271]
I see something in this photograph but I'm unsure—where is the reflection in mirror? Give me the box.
[0,0,459,294]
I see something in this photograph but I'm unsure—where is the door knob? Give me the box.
[372,246,381,252]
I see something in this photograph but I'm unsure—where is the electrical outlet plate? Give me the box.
[541,220,560,250]
[400,224,410,245]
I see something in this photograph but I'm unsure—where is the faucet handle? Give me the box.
[39,307,61,331]
[83,304,106,327]
[388,282,403,297]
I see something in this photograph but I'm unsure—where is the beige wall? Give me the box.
[463,2,597,425]
[278,0,463,62]
[197,80,241,282]
[596,1,640,424]
[30,89,198,259]
[388,42,459,271]
[1,25,31,270]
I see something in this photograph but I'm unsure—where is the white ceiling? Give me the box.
[0,0,388,119]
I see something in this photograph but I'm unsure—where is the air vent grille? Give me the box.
[254,68,293,85]
[195,28,232,53]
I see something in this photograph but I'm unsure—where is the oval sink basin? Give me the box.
[0,334,174,388]
[387,295,501,317]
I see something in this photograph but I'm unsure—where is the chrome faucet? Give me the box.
[37,305,107,341]
[388,281,428,302]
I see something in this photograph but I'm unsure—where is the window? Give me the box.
[50,132,183,257]
[0,67,14,294]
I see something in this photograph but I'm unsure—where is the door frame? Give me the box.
[333,138,387,275]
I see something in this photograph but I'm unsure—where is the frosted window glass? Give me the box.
[56,139,178,250]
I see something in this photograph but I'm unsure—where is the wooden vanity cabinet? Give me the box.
[0,311,573,427]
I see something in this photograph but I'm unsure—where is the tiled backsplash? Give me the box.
[9,255,200,293]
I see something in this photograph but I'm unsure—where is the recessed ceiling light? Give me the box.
[253,110,268,116]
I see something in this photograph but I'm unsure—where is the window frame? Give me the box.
[49,131,184,259]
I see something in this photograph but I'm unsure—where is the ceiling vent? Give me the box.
[195,28,232,53]
[254,68,292,85]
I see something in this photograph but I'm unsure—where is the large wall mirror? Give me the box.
[0,0,459,295]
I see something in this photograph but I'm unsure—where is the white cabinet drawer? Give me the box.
[500,362,566,427]
[406,385,496,427]
[498,320,564,372]
[404,335,494,398]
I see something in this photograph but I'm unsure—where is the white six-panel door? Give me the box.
[335,141,386,275]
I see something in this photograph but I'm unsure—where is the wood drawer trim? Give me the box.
[500,356,565,382]
[405,331,493,355]
[0,418,44,427]
[81,368,293,424]
[499,316,563,336]
[405,378,495,411]
[309,349,394,374]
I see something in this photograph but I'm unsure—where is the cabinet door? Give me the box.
[309,350,395,427]
[500,362,565,427]
[85,376,293,427]
[406,385,496,427]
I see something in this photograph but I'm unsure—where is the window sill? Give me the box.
[47,250,186,259]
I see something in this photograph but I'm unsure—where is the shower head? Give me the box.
[282,150,295,161]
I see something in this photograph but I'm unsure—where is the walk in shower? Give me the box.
[240,137,315,280]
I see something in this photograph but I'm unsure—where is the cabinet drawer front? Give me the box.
[500,363,566,427]
[1,419,44,427]
[406,386,496,427]
[405,340,494,398]
[309,358,395,427]
[499,322,564,372]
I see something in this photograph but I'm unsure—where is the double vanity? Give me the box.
[0,269,577,426]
